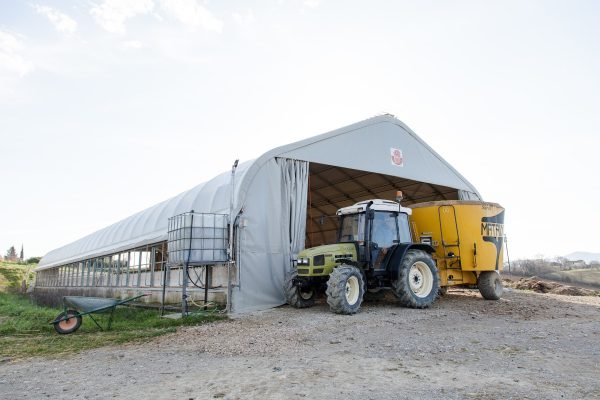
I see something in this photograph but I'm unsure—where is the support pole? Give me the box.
[182,211,194,317]
[227,160,239,314]
[204,266,210,310]
[504,234,512,275]
[160,263,167,316]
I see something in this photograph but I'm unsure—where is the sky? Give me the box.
[0,0,599,261]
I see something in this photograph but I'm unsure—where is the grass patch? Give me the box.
[0,291,225,359]
[544,269,600,288]
[0,261,35,289]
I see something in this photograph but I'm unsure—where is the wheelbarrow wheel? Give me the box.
[53,310,82,334]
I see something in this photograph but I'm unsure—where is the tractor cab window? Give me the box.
[398,213,412,243]
[338,213,365,242]
[371,211,399,249]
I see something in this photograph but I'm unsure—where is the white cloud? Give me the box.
[233,10,256,26]
[0,31,22,53]
[122,40,144,49]
[0,30,33,77]
[304,0,321,8]
[34,5,78,34]
[159,0,223,33]
[90,0,154,34]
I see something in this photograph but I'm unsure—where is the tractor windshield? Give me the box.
[338,213,365,242]
[371,211,399,248]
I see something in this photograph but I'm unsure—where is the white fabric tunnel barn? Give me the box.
[34,115,481,313]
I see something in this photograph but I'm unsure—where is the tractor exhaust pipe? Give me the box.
[365,201,374,263]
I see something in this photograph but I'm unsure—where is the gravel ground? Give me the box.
[1,288,599,399]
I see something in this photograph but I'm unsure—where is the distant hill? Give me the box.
[565,252,600,263]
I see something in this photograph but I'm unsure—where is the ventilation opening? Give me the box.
[305,162,460,248]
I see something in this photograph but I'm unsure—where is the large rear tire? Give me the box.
[478,271,503,300]
[392,249,439,308]
[326,265,365,315]
[284,271,315,308]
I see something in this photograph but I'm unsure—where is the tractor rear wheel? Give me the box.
[392,249,439,308]
[478,271,503,300]
[326,265,365,314]
[284,271,315,308]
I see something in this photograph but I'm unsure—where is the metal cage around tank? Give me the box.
[167,211,229,266]
[167,211,230,315]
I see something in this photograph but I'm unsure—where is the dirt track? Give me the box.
[1,288,600,399]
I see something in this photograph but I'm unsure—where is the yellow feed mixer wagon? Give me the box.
[410,200,505,299]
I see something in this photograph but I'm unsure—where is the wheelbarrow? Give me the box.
[50,294,148,334]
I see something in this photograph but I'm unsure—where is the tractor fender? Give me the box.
[387,243,436,282]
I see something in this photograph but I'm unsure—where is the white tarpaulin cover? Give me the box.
[37,115,481,313]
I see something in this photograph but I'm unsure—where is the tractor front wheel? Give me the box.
[326,265,365,314]
[392,249,439,308]
[284,271,315,308]
[478,271,503,300]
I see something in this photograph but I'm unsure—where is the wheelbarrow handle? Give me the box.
[115,293,150,304]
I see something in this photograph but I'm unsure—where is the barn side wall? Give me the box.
[31,286,227,308]
[32,240,230,308]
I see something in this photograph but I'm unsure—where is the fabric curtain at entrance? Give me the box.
[231,157,309,313]
[277,158,309,274]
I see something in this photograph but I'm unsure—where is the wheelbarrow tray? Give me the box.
[63,296,121,314]
[51,294,147,334]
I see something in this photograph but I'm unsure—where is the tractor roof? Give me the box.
[337,199,412,216]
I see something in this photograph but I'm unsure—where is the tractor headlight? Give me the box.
[297,257,310,266]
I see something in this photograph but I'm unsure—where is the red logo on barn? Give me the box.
[390,148,404,167]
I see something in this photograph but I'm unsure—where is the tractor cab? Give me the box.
[337,199,413,269]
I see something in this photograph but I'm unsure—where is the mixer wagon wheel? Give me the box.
[284,271,315,308]
[392,249,439,308]
[477,271,503,300]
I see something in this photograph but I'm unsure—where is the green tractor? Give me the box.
[285,198,439,314]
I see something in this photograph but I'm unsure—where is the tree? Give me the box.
[20,244,24,261]
[553,256,569,269]
[5,246,18,262]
